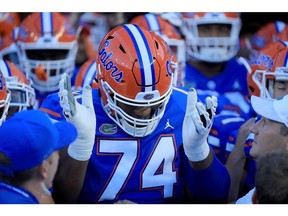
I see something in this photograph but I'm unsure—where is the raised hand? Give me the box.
[58,73,96,161]
[182,88,217,162]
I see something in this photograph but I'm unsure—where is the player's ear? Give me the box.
[38,160,49,180]
[252,190,259,204]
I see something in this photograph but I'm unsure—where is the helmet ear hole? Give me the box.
[119,45,126,53]
[155,40,159,49]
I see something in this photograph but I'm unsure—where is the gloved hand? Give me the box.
[182,88,218,162]
[58,73,96,161]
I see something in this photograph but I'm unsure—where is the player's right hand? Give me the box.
[182,88,217,161]
[58,73,96,161]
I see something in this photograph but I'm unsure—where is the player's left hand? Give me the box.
[182,88,218,161]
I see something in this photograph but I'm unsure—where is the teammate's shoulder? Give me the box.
[165,86,188,112]
[232,56,251,70]
[172,86,189,95]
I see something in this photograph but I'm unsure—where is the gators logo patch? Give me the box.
[99,123,117,134]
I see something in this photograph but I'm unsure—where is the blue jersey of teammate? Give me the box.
[0,182,39,204]
[208,111,257,163]
[199,91,255,165]
[208,114,247,164]
[40,87,230,204]
[184,58,249,96]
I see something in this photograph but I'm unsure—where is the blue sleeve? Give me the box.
[181,146,231,203]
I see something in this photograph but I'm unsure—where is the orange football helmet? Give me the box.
[130,13,185,86]
[250,21,286,51]
[247,41,288,98]
[16,12,78,93]
[0,27,22,69]
[181,12,241,62]
[0,68,11,125]
[0,12,20,37]
[73,59,98,91]
[0,59,36,118]
[96,24,174,137]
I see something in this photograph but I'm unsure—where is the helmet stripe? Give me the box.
[83,60,97,87]
[41,12,53,37]
[123,24,156,92]
[12,28,19,40]
[0,60,11,77]
[281,41,288,47]
[145,14,162,36]
[284,52,288,67]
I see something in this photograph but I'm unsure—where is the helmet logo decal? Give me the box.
[250,53,274,71]
[143,94,154,100]
[98,40,123,83]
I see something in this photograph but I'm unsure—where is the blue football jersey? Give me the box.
[184,58,249,96]
[209,114,247,164]
[34,90,52,109]
[40,87,230,204]
[0,182,39,204]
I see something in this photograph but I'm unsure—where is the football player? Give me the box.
[181,12,255,163]
[40,24,230,204]
[16,12,78,108]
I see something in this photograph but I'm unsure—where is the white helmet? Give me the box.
[0,59,36,118]
[181,12,241,62]
[16,12,78,93]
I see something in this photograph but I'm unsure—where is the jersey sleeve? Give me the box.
[180,145,231,203]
